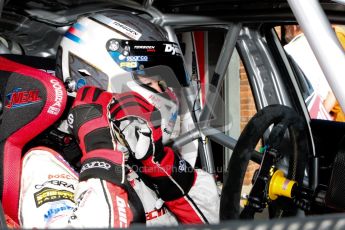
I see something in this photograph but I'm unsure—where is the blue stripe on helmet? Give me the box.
[65,32,82,43]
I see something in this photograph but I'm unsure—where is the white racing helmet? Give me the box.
[56,11,191,143]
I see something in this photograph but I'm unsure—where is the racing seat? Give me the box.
[0,56,67,223]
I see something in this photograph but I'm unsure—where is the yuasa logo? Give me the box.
[164,43,181,55]
[48,79,64,115]
[5,87,42,109]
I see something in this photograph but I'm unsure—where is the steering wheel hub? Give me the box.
[269,170,297,200]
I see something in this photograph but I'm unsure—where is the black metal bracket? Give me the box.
[240,147,281,218]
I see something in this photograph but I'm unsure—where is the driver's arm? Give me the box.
[66,86,133,228]
[110,90,220,225]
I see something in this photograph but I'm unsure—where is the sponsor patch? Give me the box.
[178,160,187,172]
[146,208,166,220]
[133,45,156,52]
[76,78,86,89]
[48,174,75,180]
[125,56,148,62]
[116,196,128,228]
[34,187,74,208]
[120,61,138,68]
[35,180,75,190]
[111,20,141,40]
[48,79,64,115]
[5,87,42,109]
[164,43,181,55]
[44,203,74,221]
[92,14,142,40]
[67,113,74,129]
[108,39,120,51]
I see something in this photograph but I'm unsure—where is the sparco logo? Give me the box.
[126,56,148,62]
[164,43,181,55]
[80,161,111,173]
[112,21,142,40]
[48,79,64,115]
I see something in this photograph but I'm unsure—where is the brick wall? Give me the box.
[240,63,257,130]
[239,61,260,185]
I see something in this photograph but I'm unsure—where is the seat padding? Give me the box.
[0,57,67,223]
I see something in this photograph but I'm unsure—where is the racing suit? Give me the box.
[19,148,219,228]
[18,87,220,228]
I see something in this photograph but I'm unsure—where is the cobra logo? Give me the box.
[35,180,75,190]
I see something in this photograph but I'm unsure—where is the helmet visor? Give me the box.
[109,64,181,144]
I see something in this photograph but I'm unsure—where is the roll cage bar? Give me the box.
[123,0,345,176]
[98,0,344,174]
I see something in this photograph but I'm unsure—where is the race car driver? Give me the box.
[18,10,220,228]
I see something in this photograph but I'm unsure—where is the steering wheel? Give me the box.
[220,104,309,220]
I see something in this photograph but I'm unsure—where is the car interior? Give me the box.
[1,0,345,229]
